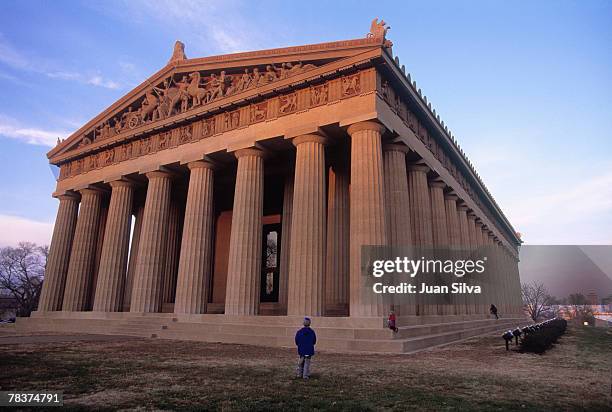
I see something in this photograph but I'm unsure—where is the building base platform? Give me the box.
[16,311,527,354]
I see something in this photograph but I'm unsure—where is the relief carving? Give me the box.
[78,61,321,147]
[251,103,267,123]
[311,84,328,106]
[279,93,297,115]
[342,75,360,96]
[61,72,374,181]
[178,126,192,144]
[201,119,214,138]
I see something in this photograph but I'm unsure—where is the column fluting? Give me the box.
[93,180,135,312]
[62,188,104,311]
[383,144,412,246]
[408,163,434,247]
[287,134,328,316]
[174,161,215,314]
[38,193,80,311]
[130,171,173,313]
[325,159,350,314]
[224,149,264,316]
[347,121,388,317]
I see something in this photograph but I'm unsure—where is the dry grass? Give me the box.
[0,325,610,411]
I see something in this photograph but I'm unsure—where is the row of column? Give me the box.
[40,119,521,318]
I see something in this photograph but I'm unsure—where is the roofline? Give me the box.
[378,50,521,245]
[47,36,385,159]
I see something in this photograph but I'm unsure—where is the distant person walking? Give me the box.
[490,304,499,319]
[295,317,317,380]
[387,310,399,333]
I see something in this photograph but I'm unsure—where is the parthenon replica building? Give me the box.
[23,20,524,352]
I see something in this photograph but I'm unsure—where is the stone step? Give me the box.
[16,315,525,353]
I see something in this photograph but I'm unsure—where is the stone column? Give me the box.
[467,211,483,314]
[130,171,173,313]
[162,200,182,304]
[225,149,264,316]
[444,194,461,246]
[457,203,471,250]
[287,134,328,316]
[443,193,461,315]
[429,180,449,316]
[429,181,448,247]
[347,121,387,317]
[325,159,350,315]
[407,163,433,247]
[123,204,144,311]
[456,203,473,314]
[174,161,215,314]
[92,180,134,312]
[383,144,412,246]
[62,188,104,311]
[279,171,294,314]
[38,193,80,311]
[467,212,478,249]
[475,220,485,246]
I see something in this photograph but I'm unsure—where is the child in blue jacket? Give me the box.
[295,317,317,379]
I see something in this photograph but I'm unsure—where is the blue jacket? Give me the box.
[295,326,317,356]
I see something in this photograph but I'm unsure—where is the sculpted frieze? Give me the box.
[57,69,376,181]
[77,61,320,148]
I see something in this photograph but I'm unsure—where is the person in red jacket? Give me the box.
[295,317,317,379]
[388,310,398,333]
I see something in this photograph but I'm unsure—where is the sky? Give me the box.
[0,0,610,247]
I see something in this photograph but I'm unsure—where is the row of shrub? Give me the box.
[518,318,567,354]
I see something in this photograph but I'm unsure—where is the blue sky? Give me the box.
[0,0,610,246]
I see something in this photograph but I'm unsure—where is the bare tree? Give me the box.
[0,242,47,317]
[521,281,554,321]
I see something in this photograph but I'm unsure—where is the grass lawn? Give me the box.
[0,325,610,411]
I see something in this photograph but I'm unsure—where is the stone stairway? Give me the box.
[15,312,526,354]
[156,316,523,353]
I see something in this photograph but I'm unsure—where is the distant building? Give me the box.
[587,292,598,305]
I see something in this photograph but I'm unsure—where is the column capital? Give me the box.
[466,211,477,220]
[78,187,106,197]
[428,180,446,189]
[187,159,216,170]
[346,120,386,136]
[444,192,458,201]
[292,133,330,147]
[457,203,469,212]
[55,191,80,201]
[145,170,173,180]
[234,147,266,159]
[382,143,409,154]
[109,179,136,189]
[407,162,430,173]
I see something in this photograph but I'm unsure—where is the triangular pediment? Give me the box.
[48,35,387,163]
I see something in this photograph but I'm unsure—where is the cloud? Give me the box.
[97,0,270,55]
[0,214,53,247]
[0,33,123,90]
[0,114,72,147]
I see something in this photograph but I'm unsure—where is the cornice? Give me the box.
[376,51,521,246]
[49,49,382,165]
[48,39,384,161]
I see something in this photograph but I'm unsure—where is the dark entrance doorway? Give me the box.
[260,222,281,303]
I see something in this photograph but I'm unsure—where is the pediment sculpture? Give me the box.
[81,61,318,146]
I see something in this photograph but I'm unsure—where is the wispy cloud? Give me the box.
[0,214,53,247]
[0,114,72,147]
[95,0,272,55]
[0,33,122,90]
